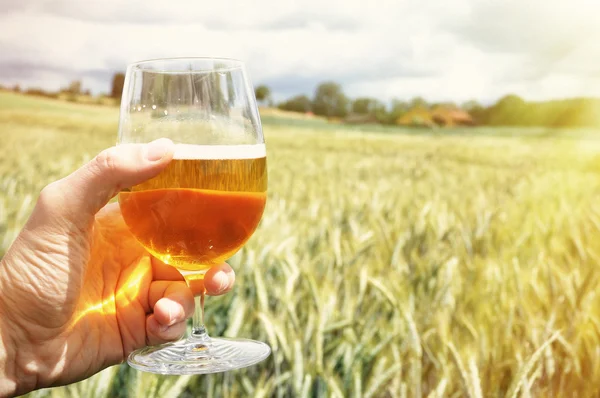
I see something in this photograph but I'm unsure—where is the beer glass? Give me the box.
[117,57,269,374]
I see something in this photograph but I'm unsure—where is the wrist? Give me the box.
[0,256,37,398]
[0,296,18,397]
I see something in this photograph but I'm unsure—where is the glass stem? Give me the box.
[192,293,208,339]
[182,271,209,341]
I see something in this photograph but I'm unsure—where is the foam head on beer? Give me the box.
[119,143,267,270]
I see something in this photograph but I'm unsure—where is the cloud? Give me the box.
[258,11,360,32]
[446,0,600,81]
[2,0,600,102]
[264,57,438,100]
[0,60,113,83]
[0,0,30,13]
[32,0,364,31]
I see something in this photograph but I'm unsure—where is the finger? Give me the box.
[41,138,174,224]
[204,263,236,296]
[93,203,132,241]
[95,202,121,221]
[148,281,194,324]
[186,277,205,297]
[151,256,185,282]
[146,315,187,346]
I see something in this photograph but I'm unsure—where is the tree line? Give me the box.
[5,72,600,128]
[254,82,600,128]
[2,73,125,105]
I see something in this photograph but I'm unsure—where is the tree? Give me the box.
[487,94,526,125]
[60,80,82,102]
[312,82,349,118]
[278,95,312,113]
[387,99,410,124]
[462,100,487,124]
[25,88,58,99]
[351,97,382,114]
[350,97,388,123]
[495,94,525,109]
[430,101,458,111]
[255,85,271,104]
[66,80,82,95]
[372,105,389,124]
[111,73,126,99]
[409,96,428,110]
[461,100,482,112]
[352,98,370,114]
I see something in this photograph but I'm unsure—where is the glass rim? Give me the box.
[128,56,245,73]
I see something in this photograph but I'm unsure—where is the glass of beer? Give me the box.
[117,57,269,374]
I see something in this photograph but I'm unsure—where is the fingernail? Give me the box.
[215,271,229,294]
[146,138,172,161]
[167,304,182,326]
[167,305,174,325]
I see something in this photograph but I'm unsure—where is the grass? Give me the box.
[2,91,600,396]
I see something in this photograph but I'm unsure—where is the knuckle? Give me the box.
[94,147,120,174]
[37,181,62,209]
[39,181,59,199]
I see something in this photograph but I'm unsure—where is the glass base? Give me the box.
[127,336,271,375]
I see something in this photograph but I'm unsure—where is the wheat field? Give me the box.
[2,92,600,397]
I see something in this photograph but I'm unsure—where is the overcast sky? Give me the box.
[1,0,599,104]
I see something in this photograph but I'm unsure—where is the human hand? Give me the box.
[0,139,235,396]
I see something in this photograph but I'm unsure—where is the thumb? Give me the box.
[44,138,174,222]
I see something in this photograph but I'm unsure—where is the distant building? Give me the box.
[431,106,474,127]
[396,106,474,128]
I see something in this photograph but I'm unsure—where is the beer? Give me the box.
[119,144,267,271]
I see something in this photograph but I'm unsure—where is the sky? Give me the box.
[1,0,600,105]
